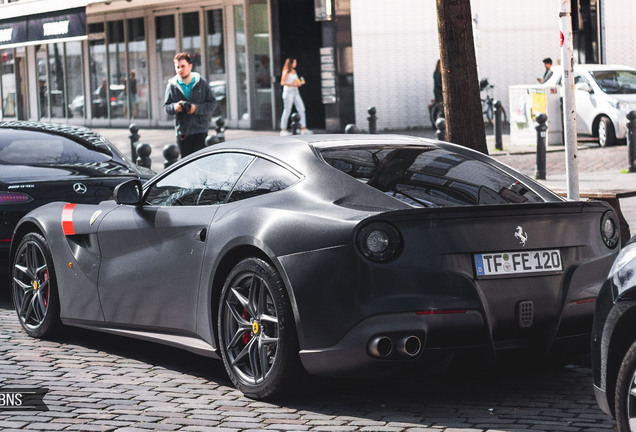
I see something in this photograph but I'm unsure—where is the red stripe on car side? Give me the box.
[62,203,77,235]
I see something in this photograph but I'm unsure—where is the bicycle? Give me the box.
[480,78,507,126]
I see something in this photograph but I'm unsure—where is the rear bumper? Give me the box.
[300,310,485,376]
[299,300,595,377]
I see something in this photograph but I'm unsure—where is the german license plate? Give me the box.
[474,249,562,278]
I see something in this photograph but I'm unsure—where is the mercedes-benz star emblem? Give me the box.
[73,183,87,194]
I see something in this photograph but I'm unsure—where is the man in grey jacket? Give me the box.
[164,52,217,157]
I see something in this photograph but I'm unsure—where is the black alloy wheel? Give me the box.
[11,233,60,338]
[218,257,302,399]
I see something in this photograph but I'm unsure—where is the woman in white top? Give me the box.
[280,57,310,135]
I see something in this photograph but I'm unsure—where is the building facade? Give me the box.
[0,0,354,132]
[0,0,633,132]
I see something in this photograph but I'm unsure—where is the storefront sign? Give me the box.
[320,47,337,104]
[0,21,26,46]
[0,7,85,49]
[29,8,86,43]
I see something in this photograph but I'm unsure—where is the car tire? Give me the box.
[598,116,616,147]
[615,339,636,431]
[11,232,61,338]
[218,257,303,399]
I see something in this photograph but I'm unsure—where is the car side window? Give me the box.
[145,153,255,206]
[227,157,300,203]
[574,75,590,86]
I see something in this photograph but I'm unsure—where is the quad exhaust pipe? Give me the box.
[397,335,422,357]
[369,336,393,357]
[368,335,422,358]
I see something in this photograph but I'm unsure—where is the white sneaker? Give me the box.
[301,129,313,135]
[280,130,292,136]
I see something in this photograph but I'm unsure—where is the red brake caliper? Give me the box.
[242,310,251,345]
[43,269,49,308]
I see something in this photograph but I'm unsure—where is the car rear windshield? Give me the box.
[589,70,636,94]
[0,129,111,165]
[321,145,544,207]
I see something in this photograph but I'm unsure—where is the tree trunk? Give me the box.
[436,0,488,154]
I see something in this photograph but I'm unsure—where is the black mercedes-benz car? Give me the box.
[0,121,154,274]
[592,236,636,431]
[10,134,620,399]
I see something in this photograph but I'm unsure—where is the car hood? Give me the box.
[1,162,143,183]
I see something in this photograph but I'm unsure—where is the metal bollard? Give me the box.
[135,143,152,169]
[129,123,139,162]
[215,117,226,143]
[534,113,548,180]
[367,106,377,134]
[291,113,301,135]
[163,143,180,168]
[494,100,503,151]
[344,123,359,134]
[627,110,636,173]
[206,135,220,146]
[435,117,446,141]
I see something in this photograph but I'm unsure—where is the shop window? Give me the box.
[1,49,16,118]
[127,17,149,119]
[48,43,65,118]
[108,20,126,119]
[36,45,48,118]
[233,5,248,121]
[65,42,83,119]
[250,2,272,126]
[89,38,108,118]
[182,12,201,67]
[207,9,226,118]
[156,14,175,122]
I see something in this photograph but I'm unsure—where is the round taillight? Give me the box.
[356,222,402,262]
[601,211,620,249]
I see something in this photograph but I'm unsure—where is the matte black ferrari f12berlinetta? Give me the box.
[10,134,620,399]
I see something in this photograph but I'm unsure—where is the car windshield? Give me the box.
[0,129,112,166]
[589,70,636,94]
[321,145,544,207]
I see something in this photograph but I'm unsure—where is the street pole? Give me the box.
[558,0,579,200]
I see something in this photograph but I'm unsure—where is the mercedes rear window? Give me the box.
[0,129,111,165]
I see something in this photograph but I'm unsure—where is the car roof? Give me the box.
[550,64,636,74]
[0,120,114,152]
[203,134,440,163]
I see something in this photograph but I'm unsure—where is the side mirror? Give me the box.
[114,179,143,205]
[575,82,593,93]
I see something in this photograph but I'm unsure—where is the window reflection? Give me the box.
[145,153,254,207]
[127,18,148,119]
[322,146,543,207]
[155,15,176,122]
[207,9,226,118]
[145,153,299,207]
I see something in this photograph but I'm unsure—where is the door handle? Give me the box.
[196,228,207,242]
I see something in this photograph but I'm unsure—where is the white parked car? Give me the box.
[544,64,636,147]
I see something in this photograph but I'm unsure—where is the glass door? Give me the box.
[233,5,248,124]
[206,8,226,119]
[248,1,274,129]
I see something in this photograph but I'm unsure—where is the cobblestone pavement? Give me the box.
[0,296,616,432]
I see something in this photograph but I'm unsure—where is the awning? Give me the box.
[0,7,86,49]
